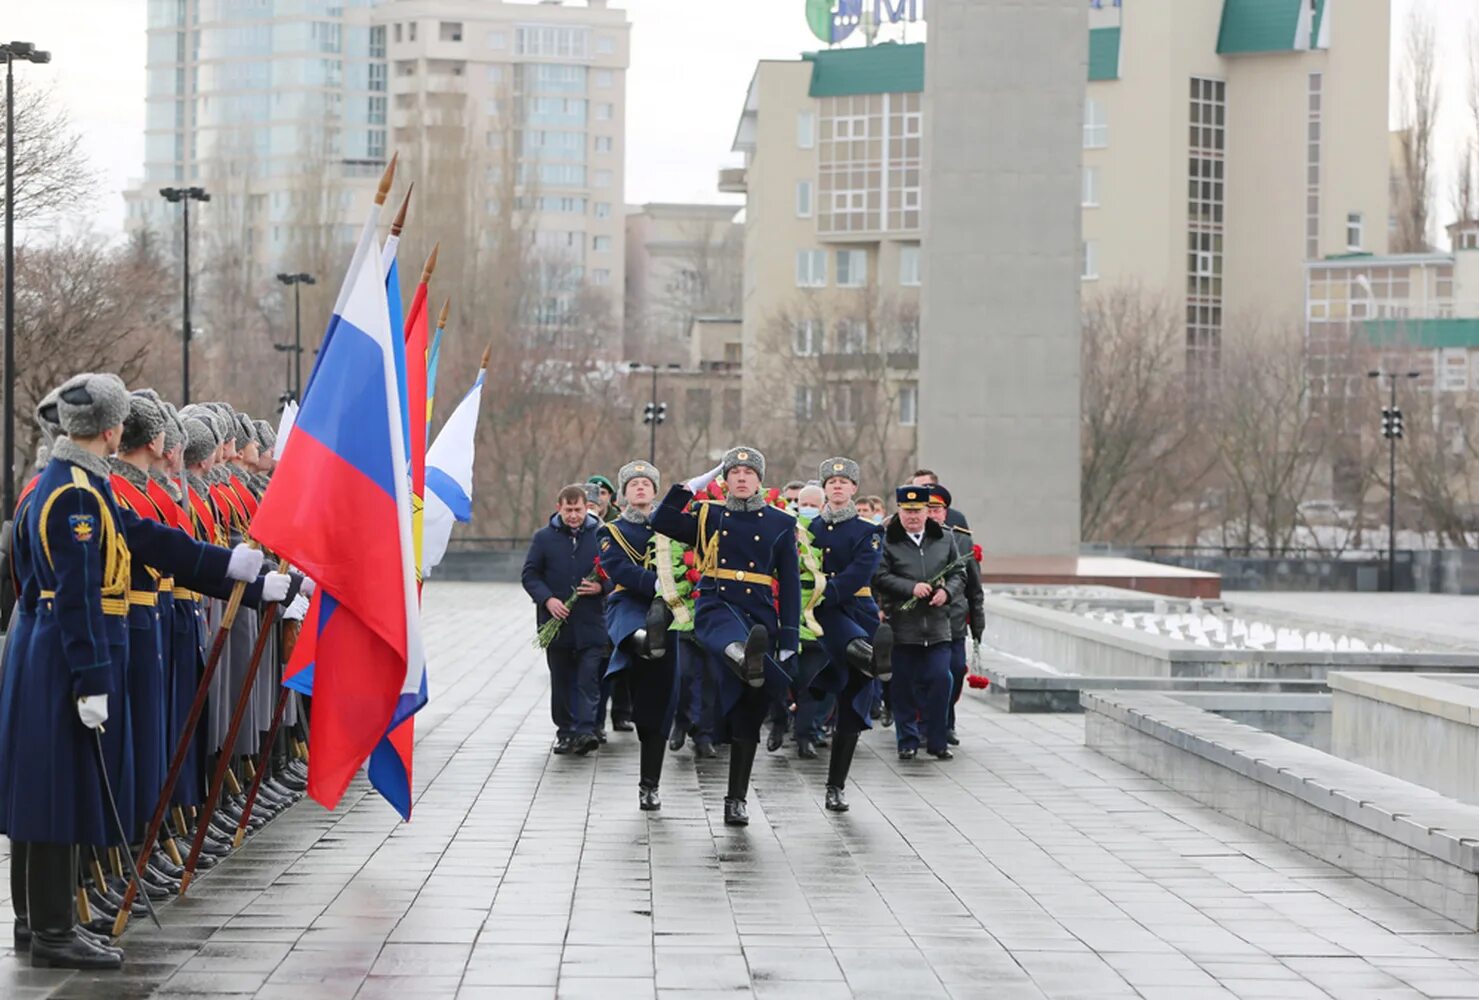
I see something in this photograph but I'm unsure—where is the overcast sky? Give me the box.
[5,0,1474,239]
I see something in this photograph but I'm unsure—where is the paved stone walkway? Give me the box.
[6,583,1479,999]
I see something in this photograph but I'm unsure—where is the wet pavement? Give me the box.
[5,582,1479,999]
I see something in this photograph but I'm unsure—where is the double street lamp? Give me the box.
[626,362,680,465]
[3,40,52,520]
[1367,369,1421,592]
[159,186,210,404]
[275,272,315,401]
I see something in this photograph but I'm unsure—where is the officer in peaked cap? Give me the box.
[597,460,678,810]
[651,445,802,827]
[803,457,892,812]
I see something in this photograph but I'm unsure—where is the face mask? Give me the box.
[797,506,820,519]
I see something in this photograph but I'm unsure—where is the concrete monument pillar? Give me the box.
[919,0,1086,557]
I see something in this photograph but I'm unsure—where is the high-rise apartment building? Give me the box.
[126,0,628,334]
[727,0,1391,407]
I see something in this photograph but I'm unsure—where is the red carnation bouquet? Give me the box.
[972,544,983,564]
[535,560,603,649]
[966,674,990,690]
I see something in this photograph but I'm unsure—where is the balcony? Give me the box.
[718,167,746,194]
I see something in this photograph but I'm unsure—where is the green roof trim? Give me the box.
[804,42,924,98]
[1088,27,1121,81]
[1360,319,1479,350]
[1217,0,1300,55]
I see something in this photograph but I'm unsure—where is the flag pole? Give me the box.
[233,684,293,849]
[178,556,291,895]
[111,573,251,936]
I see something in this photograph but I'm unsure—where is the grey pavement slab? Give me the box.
[3,583,1479,998]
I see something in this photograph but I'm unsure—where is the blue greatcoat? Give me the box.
[0,483,41,833]
[649,486,801,718]
[1,455,242,846]
[597,515,678,737]
[810,510,885,729]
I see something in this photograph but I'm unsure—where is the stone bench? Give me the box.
[1084,689,1479,929]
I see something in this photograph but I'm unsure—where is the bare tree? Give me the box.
[1398,391,1479,547]
[1453,20,1479,228]
[1079,287,1215,543]
[1395,3,1441,252]
[628,215,742,363]
[0,81,97,224]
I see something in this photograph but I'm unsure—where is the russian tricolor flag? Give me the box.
[252,186,425,815]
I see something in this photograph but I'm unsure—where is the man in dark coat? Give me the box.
[522,484,606,756]
[874,485,967,761]
[925,485,985,746]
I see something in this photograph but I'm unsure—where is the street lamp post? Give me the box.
[627,362,679,465]
[2,40,51,519]
[276,272,315,399]
[160,186,210,404]
[1367,369,1421,592]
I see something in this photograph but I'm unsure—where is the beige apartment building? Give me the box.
[624,203,742,364]
[725,0,1392,439]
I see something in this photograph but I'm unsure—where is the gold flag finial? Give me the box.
[480,344,492,369]
[390,183,413,236]
[375,151,399,206]
[437,297,450,330]
[420,242,440,283]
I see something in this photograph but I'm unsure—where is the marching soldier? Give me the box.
[657,493,719,759]
[874,484,966,761]
[651,447,801,827]
[597,462,679,810]
[926,485,985,747]
[807,459,892,812]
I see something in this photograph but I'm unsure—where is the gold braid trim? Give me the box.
[652,533,692,626]
[602,521,649,568]
[695,502,720,578]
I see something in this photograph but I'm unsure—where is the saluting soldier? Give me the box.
[597,461,679,811]
[651,447,801,827]
[805,458,892,811]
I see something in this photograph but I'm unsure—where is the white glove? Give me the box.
[77,694,108,731]
[262,571,291,603]
[685,463,724,494]
[283,593,310,622]
[226,543,265,582]
[778,649,795,662]
[300,575,316,598]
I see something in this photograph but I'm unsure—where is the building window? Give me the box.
[595,102,613,121]
[899,245,921,286]
[896,316,919,352]
[836,249,867,287]
[594,135,613,153]
[836,319,867,353]
[597,34,615,54]
[834,384,856,424]
[409,21,417,42]
[515,25,591,58]
[488,31,506,49]
[1346,212,1364,251]
[594,202,611,218]
[440,21,463,42]
[796,180,813,218]
[1188,76,1227,371]
[1084,98,1108,148]
[794,386,816,421]
[394,23,402,43]
[593,169,612,188]
[794,319,821,356]
[592,235,612,252]
[369,25,386,58]
[1307,73,1322,259]
[797,111,816,150]
[592,268,611,286]
[1440,348,1469,392]
[796,250,827,287]
[595,69,613,87]
[1082,165,1100,207]
[1082,240,1098,280]
[899,385,918,427]
[723,388,741,430]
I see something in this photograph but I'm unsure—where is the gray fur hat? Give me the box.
[617,460,660,496]
[182,415,219,466]
[34,386,62,443]
[160,402,185,455]
[120,390,168,453]
[233,412,255,450]
[819,457,860,486]
[181,404,228,448]
[721,445,765,482]
[254,419,276,453]
[56,372,130,438]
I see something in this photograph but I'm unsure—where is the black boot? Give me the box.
[668,723,687,753]
[766,720,786,753]
[694,736,717,758]
[723,625,768,688]
[27,843,122,971]
[847,624,894,682]
[826,731,859,813]
[725,740,758,826]
[10,842,27,948]
[638,738,665,812]
[644,600,671,660]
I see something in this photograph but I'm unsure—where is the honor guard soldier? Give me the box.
[926,485,985,746]
[0,374,283,969]
[657,498,719,759]
[598,462,679,811]
[651,447,802,827]
[807,458,892,812]
[874,484,967,761]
